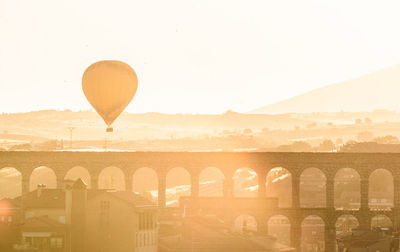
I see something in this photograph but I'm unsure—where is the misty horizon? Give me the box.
[3,62,400,115]
[2,1,400,252]
[3,1,400,114]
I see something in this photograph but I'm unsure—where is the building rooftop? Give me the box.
[0,197,21,209]
[160,216,290,252]
[105,190,157,208]
[21,215,65,233]
[12,187,157,210]
[16,189,65,209]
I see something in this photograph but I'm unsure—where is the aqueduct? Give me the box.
[1,151,400,252]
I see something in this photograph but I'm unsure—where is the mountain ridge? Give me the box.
[250,64,400,114]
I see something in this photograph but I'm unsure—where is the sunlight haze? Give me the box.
[3,3,400,251]
[2,0,400,113]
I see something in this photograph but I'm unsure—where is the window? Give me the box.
[50,237,63,248]
[25,237,32,245]
[139,212,144,230]
[138,212,154,230]
[7,216,12,222]
[50,238,56,248]
[147,213,151,229]
[56,238,63,248]
[58,216,65,224]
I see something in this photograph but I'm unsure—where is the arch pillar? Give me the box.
[91,173,99,190]
[325,224,336,252]
[326,177,334,209]
[21,173,30,195]
[125,175,133,192]
[223,177,234,198]
[257,216,268,235]
[292,175,300,209]
[52,163,70,190]
[19,172,30,223]
[359,213,370,230]
[291,218,301,251]
[360,178,369,211]
[358,170,371,229]
[190,172,199,198]
[56,173,65,189]
[394,177,400,208]
[393,176,400,230]
[258,172,266,198]
[158,173,166,208]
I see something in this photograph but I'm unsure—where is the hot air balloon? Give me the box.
[82,60,138,132]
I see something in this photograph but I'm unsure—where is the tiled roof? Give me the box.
[72,178,87,189]
[170,217,275,251]
[24,215,64,228]
[0,197,21,209]
[87,189,157,208]
[12,188,156,210]
[349,239,386,248]
[21,215,65,233]
[7,188,157,209]
[106,191,157,208]
[16,189,65,209]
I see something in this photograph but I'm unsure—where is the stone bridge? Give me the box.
[1,151,400,251]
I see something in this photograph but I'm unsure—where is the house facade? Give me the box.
[0,180,158,252]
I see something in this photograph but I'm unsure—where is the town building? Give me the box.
[0,198,21,250]
[159,215,295,252]
[0,179,158,252]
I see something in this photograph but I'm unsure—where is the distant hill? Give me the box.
[0,133,48,142]
[0,110,310,141]
[250,64,400,114]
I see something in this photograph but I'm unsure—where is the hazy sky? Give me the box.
[1,0,400,114]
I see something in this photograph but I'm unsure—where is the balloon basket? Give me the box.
[106,127,113,133]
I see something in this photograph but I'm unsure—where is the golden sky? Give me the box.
[1,0,400,114]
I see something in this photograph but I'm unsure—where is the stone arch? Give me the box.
[233,214,258,235]
[266,167,292,207]
[29,166,57,191]
[334,168,360,210]
[64,166,91,188]
[371,214,393,229]
[199,167,224,197]
[132,167,158,203]
[335,214,359,237]
[301,215,325,252]
[233,167,258,197]
[267,214,291,246]
[300,168,326,208]
[0,167,22,198]
[166,167,191,207]
[98,166,126,191]
[369,168,394,210]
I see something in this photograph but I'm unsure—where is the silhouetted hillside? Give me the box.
[251,64,400,114]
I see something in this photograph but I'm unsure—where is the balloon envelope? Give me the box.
[82,60,138,127]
